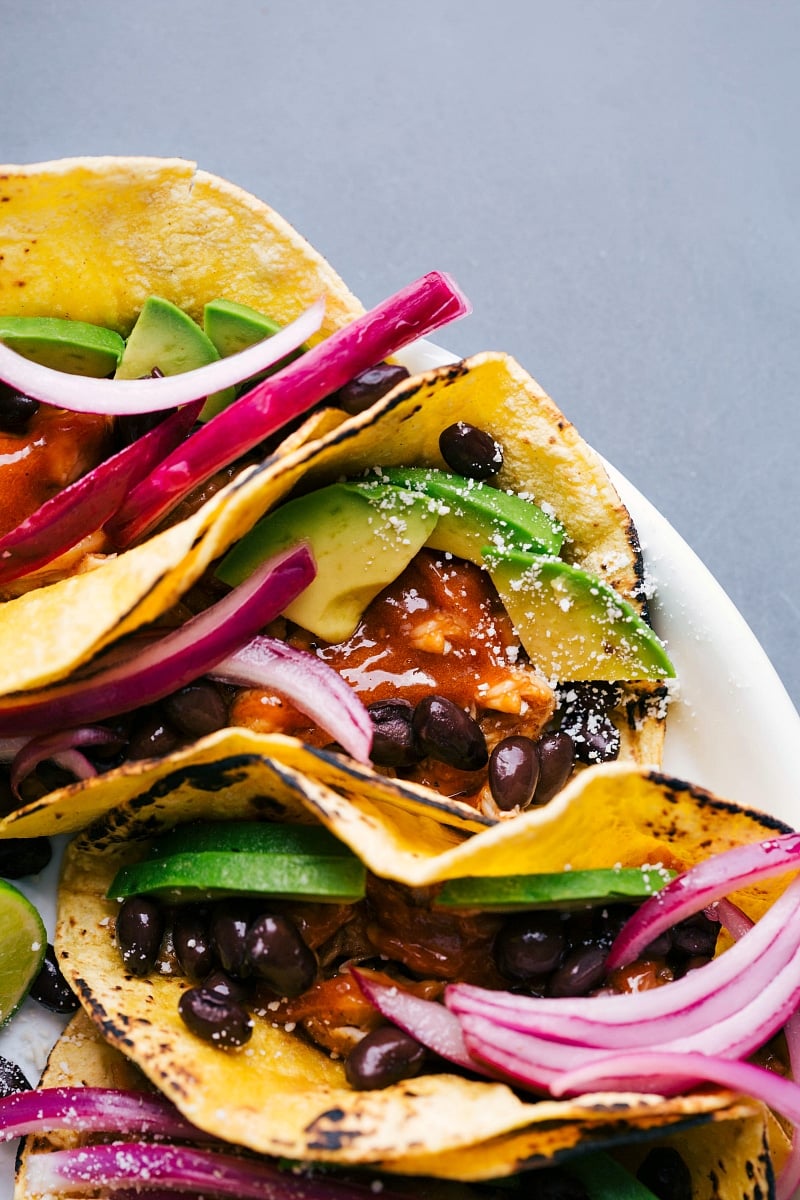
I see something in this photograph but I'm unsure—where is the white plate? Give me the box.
[1,338,798,1197]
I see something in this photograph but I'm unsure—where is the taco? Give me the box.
[17,747,787,1196]
[0,160,674,837]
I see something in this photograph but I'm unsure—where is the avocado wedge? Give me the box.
[217,481,439,642]
[0,315,124,376]
[108,822,366,904]
[374,466,564,559]
[486,550,674,682]
[434,866,675,911]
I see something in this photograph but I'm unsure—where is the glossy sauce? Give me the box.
[0,406,112,536]
[230,551,555,801]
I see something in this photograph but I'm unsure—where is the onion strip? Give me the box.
[210,636,372,764]
[0,543,315,737]
[0,1087,205,1142]
[24,1141,401,1199]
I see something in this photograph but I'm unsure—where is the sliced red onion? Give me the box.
[0,399,202,585]
[24,1141,401,1199]
[110,272,471,547]
[0,543,315,737]
[550,1050,800,1117]
[10,726,124,799]
[0,1087,206,1142]
[0,301,324,417]
[446,873,800,1046]
[210,636,372,764]
[350,970,481,1073]
[606,831,800,970]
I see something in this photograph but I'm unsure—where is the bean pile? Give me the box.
[114,882,719,1090]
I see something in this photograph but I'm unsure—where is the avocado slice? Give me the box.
[374,467,564,559]
[108,821,365,903]
[108,850,366,905]
[0,315,124,377]
[217,481,439,642]
[115,296,234,413]
[486,549,675,682]
[434,866,675,912]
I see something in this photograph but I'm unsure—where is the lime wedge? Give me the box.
[0,879,46,1026]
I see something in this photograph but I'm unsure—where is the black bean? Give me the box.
[591,904,636,949]
[245,912,317,998]
[548,945,608,997]
[178,984,253,1048]
[116,896,164,977]
[567,712,621,765]
[670,912,719,959]
[533,731,575,804]
[494,913,566,982]
[412,695,488,771]
[210,902,253,978]
[162,682,229,739]
[345,1024,427,1090]
[28,944,79,1013]
[368,699,422,767]
[331,363,410,415]
[0,1055,31,1098]
[438,421,504,480]
[636,1146,693,1200]
[0,384,39,435]
[126,713,180,760]
[0,837,52,879]
[488,736,540,811]
[172,909,215,979]
[558,683,620,765]
[203,969,247,1002]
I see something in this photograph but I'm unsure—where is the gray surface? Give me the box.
[1,0,798,709]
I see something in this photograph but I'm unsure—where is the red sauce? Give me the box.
[230,551,555,803]
[0,407,112,536]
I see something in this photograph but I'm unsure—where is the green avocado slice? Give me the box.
[434,866,675,911]
[485,549,675,682]
[108,822,364,903]
[116,295,234,413]
[373,467,564,559]
[217,481,439,642]
[0,315,124,377]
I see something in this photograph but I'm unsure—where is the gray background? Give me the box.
[1,0,798,709]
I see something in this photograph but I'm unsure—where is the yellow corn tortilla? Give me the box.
[52,752,789,1173]
[0,157,363,337]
